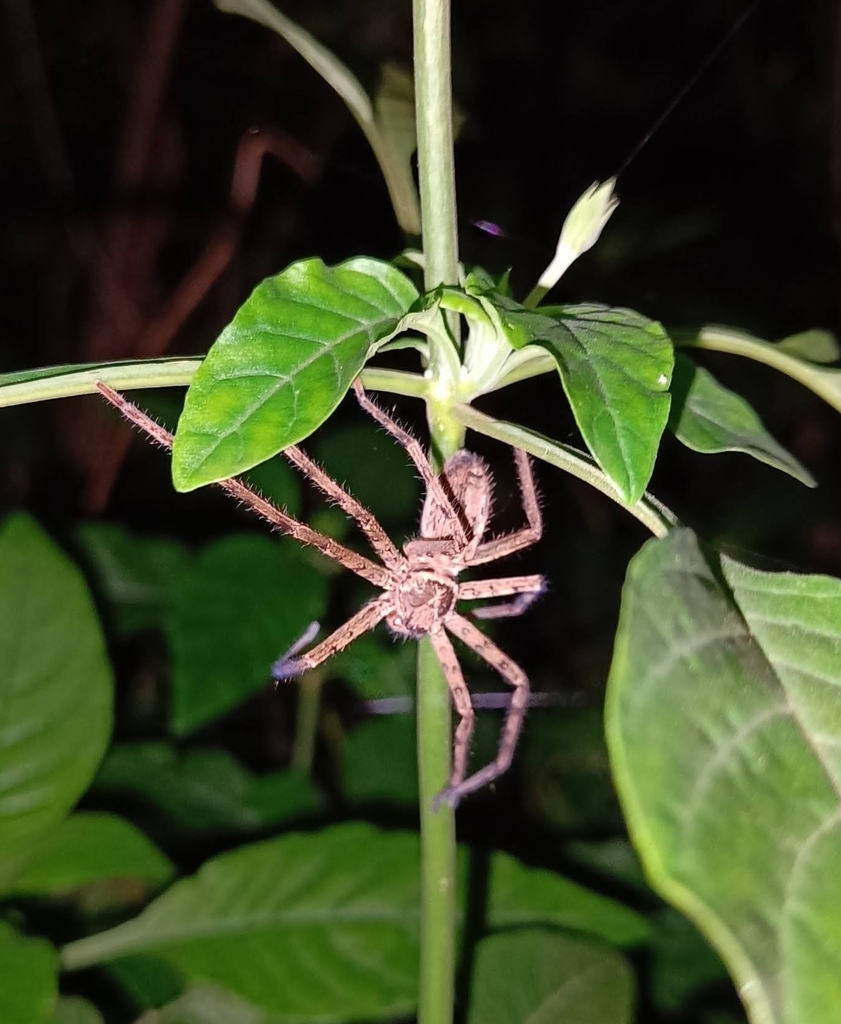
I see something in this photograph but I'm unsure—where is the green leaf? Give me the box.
[136,985,282,1024]
[62,824,648,1022]
[315,420,420,525]
[650,908,729,1013]
[452,402,677,538]
[486,848,650,946]
[341,716,419,805]
[47,998,104,1024]
[776,329,839,364]
[63,824,422,1023]
[0,515,112,876]
[167,534,329,734]
[467,929,634,1024]
[95,744,323,831]
[76,524,191,636]
[0,921,57,1024]
[606,528,841,1024]
[171,258,419,491]
[528,303,673,502]
[684,324,841,414]
[107,955,183,1012]
[669,354,815,487]
[0,812,173,897]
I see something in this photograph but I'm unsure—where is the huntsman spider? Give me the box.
[97,380,545,808]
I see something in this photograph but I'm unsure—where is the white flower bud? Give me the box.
[530,179,619,303]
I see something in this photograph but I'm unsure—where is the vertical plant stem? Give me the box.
[416,639,457,1024]
[413,3,460,1024]
[413,0,459,296]
[291,673,323,775]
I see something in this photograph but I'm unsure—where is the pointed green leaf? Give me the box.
[669,354,815,487]
[167,534,329,734]
[95,744,322,831]
[541,303,672,501]
[467,929,633,1024]
[0,921,57,1024]
[607,528,841,1024]
[171,258,418,491]
[486,848,650,946]
[495,302,672,502]
[0,813,173,897]
[63,825,423,1023]
[776,329,839,364]
[0,515,112,877]
[62,824,647,1022]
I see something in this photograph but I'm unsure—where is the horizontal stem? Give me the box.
[0,358,200,408]
[452,403,678,538]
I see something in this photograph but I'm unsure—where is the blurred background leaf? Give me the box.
[167,534,329,734]
[0,515,113,877]
[95,744,322,833]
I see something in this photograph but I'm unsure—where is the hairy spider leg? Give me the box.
[94,382,389,588]
[282,445,402,570]
[468,448,542,566]
[458,574,546,620]
[352,380,472,547]
[429,628,475,787]
[271,597,391,679]
[433,613,530,809]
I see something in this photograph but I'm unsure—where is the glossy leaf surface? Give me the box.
[171,258,418,491]
[535,303,672,502]
[491,300,672,502]
[467,928,633,1024]
[0,515,112,873]
[607,528,841,1024]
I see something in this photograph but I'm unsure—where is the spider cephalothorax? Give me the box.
[97,380,545,808]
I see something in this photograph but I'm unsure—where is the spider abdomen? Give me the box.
[387,568,458,637]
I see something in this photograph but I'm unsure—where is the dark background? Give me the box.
[0,2,839,1014]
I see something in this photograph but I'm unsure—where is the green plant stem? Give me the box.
[413,0,458,297]
[452,403,678,538]
[412,2,460,1024]
[416,638,457,1024]
[0,358,200,407]
[291,672,323,775]
[686,326,841,414]
[0,361,428,408]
